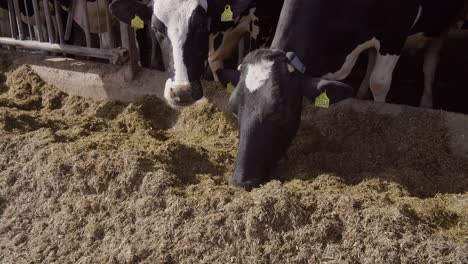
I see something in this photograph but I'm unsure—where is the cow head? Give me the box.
[221,49,353,190]
[110,0,209,107]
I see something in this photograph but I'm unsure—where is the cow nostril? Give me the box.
[168,85,194,104]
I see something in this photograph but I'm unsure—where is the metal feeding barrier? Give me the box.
[0,0,139,79]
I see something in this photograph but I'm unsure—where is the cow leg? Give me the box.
[369,53,400,102]
[208,16,250,82]
[420,36,445,108]
[323,38,379,80]
[208,33,224,81]
[357,48,377,99]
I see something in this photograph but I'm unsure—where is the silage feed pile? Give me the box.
[0,61,467,263]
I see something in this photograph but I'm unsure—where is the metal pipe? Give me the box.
[43,0,55,43]
[54,0,65,44]
[13,0,24,40]
[79,0,92,48]
[23,0,34,40]
[32,0,44,42]
[120,22,129,49]
[0,37,127,64]
[104,0,114,48]
[95,0,103,48]
[7,0,18,38]
[120,24,138,80]
[64,0,76,41]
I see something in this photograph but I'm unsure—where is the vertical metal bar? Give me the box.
[32,0,44,42]
[104,0,114,48]
[64,0,76,41]
[95,0,103,48]
[121,24,138,80]
[7,0,18,38]
[120,22,129,49]
[13,0,24,40]
[54,0,65,44]
[43,0,55,43]
[52,10,58,42]
[23,0,34,40]
[80,0,92,48]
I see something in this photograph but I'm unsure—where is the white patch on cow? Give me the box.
[369,54,400,102]
[153,0,207,84]
[323,37,380,80]
[412,6,423,29]
[245,60,274,93]
[356,48,377,99]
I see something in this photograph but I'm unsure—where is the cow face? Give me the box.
[222,49,353,190]
[110,0,209,107]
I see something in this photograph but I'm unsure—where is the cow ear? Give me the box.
[110,0,153,25]
[216,69,241,87]
[302,78,354,104]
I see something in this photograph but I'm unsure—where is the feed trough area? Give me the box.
[0,49,467,263]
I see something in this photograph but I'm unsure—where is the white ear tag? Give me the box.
[286,52,306,74]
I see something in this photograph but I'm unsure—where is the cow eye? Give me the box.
[237,64,243,71]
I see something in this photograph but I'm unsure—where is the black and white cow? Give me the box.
[224,50,353,189]
[222,0,467,189]
[109,0,283,107]
[357,0,468,108]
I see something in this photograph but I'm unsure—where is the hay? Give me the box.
[0,65,466,263]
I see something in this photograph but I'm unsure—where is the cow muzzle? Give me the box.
[164,79,203,107]
[228,174,264,191]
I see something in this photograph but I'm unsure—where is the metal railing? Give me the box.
[0,0,138,77]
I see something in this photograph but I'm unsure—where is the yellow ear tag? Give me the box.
[226,82,235,93]
[314,91,330,108]
[131,15,144,29]
[221,5,234,22]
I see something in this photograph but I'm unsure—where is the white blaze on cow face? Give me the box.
[153,0,207,84]
[245,60,274,93]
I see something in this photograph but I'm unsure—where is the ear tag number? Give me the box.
[221,5,234,22]
[315,91,330,108]
[226,82,235,93]
[131,15,144,29]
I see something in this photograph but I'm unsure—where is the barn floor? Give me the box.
[0,53,467,263]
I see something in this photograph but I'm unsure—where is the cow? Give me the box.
[109,0,284,107]
[221,0,467,189]
[357,1,468,108]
